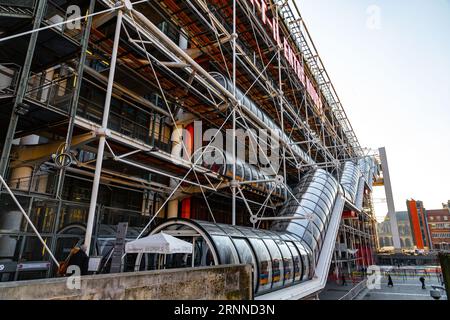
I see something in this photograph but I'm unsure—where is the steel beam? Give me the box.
[0,0,48,179]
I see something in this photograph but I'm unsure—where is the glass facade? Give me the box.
[151,219,320,296]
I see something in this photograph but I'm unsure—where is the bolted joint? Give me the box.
[274,175,284,186]
[122,0,133,11]
[231,33,238,40]
[96,128,111,138]
[230,180,240,188]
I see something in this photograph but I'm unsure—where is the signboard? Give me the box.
[110,222,128,273]
[249,0,323,112]
[88,256,103,273]
[17,262,50,271]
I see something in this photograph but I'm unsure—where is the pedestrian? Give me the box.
[341,274,347,286]
[387,274,394,287]
[438,273,444,286]
[58,244,89,276]
[419,276,426,289]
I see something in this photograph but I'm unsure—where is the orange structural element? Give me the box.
[408,200,424,249]
[181,197,191,219]
[181,122,194,219]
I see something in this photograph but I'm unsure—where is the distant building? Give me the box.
[427,208,450,251]
[406,199,432,250]
[377,211,414,249]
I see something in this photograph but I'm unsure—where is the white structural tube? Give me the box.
[84,8,123,255]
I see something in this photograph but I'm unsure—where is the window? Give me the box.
[286,241,302,282]
[263,239,284,289]
[276,240,294,285]
[249,238,272,293]
[211,235,238,265]
[232,238,258,289]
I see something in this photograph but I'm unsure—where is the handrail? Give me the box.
[0,175,60,267]
[339,279,367,300]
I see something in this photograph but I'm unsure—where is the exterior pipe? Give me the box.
[129,8,314,167]
[84,8,123,255]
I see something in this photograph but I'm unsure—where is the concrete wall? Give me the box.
[0,264,253,300]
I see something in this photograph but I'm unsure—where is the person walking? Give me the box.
[419,276,426,289]
[341,273,347,286]
[387,274,394,288]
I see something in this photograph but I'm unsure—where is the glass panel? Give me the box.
[298,246,310,280]
[262,239,284,289]
[211,235,238,265]
[0,194,30,232]
[286,241,302,282]
[276,240,294,285]
[249,238,272,293]
[200,222,227,236]
[58,202,89,230]
[232,238,258,290]
[20,236,53,262]
[0,234,22,262]
[26,199,56,233]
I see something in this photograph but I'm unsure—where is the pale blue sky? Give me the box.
[297,0,450,220]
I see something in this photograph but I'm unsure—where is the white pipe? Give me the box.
[0,175,60,267]
[84,9,123,255]
[231,0,237,226]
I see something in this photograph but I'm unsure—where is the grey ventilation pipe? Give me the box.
[340,161,361,204]
[211,73,315,167]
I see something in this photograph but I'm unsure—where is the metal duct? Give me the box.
[354,176,365,211]
[340,161,361,204]
[193,148,285,197]
[358,157,371,183]
[211,73,315,167]
[271,169,339,263]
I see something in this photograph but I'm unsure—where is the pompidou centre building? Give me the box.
[0,0,381,299]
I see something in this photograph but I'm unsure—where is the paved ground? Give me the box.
[319,280,364,300]
[362,275,446,300]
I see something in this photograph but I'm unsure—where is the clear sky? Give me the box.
[297,0,450,221]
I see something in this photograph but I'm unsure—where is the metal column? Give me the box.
[378,147,401,250]
[84,8,124,255]
[231,0,237,226]
[54,0,96,198]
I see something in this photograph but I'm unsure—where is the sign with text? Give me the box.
[110,222,128,273]
[249,0,323,112]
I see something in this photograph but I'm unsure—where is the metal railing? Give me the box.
[339,279,367,300]
[43,0,83,43]
[0,63,21,96]
[0,174,60,267]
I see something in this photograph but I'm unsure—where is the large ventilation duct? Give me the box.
[354,176,365,211]
[340,161,361,204]
[358,157,371,183]
[211,73,315,167]
[194,148,285,198]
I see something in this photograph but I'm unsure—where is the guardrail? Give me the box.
[339,279,367,300]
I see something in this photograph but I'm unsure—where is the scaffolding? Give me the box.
[0,0,381,297]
